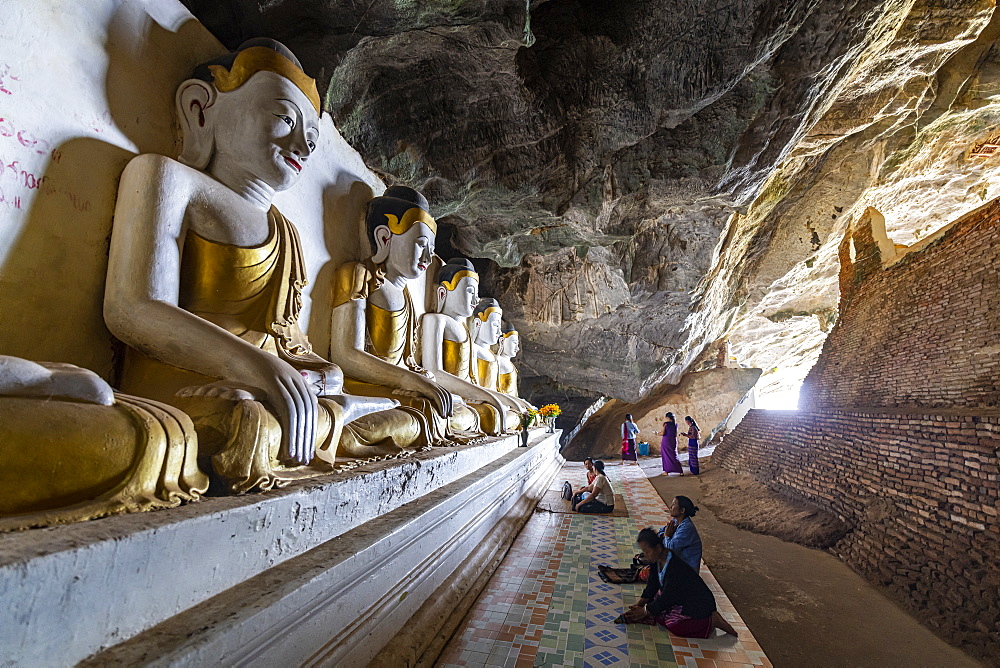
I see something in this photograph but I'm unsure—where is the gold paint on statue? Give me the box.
[0,394,208,531]
[475,306,501,323]
[442,337,472,381]
[208,46,321,113]
[119,208,348,491]
[442,337,503,433]
[383,207,438,236]
[497,368,518,396]
[439,269,478,292]
[366,302,408,365]
[477,356,498,391]
[331,260,453,448]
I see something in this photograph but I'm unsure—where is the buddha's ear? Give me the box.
[436,285,447,312]
[175,79,218,169]
[371,225,392,264]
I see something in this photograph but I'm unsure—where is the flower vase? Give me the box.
[546,416,556,433]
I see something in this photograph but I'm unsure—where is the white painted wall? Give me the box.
[0,0,385,380]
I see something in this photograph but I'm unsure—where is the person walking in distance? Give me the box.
[683,416,701,475]
[622,414,640,465]
[660,412,682,476]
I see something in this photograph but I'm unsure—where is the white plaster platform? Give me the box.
[1,429,563,666]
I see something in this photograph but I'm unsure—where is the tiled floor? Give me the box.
[438,461,771,668]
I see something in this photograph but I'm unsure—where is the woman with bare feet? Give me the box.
[660,412,682,476]
[683,415,702,475]
[617,528,737,638]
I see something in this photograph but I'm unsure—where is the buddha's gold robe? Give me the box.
[497,366,518,396]
[118,208,407,492]
[473,353,519,432]
[332,261,480,442]
[442,337,506,434]
[0,393,207,530]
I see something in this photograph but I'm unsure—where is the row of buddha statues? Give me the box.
[0,39,535,531]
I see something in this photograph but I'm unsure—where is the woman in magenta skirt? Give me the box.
[660,412,682,475]
[618,528,737,638]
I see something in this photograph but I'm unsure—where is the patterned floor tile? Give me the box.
[583,644,630,667]
[438,460,769,667]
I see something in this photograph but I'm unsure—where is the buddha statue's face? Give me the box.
[189,72,320,192]
[376,221,435,280]
[500,333,520,358]
[440,276,479,319]
[475,310,503,346]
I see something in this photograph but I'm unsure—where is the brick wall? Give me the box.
[715,202,1000,658]
[800,201,1000,410]
[715,408,1000,653]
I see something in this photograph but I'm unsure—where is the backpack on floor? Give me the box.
[562,481,573,501]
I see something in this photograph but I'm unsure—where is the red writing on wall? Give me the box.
[0,64,20,96]
[0,117,51,156]
[0,157,47,189]
[0,184,22,210]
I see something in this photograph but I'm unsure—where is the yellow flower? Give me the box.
[539,403,562,417]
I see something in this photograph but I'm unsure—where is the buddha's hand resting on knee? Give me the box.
[247,354,318,466]
[392,374,453,418]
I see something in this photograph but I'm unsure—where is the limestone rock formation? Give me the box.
[562,367,761,461]
[183,0,1000,413]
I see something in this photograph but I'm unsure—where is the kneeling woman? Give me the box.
[573,460,614,514]
[619,528,737,638]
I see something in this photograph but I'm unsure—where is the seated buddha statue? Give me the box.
[105,39,402,493]
[469,299,529,430]
[421,259,520,436]
[496,320,531,407]
[0,356,207,530]
[329,186,481,445]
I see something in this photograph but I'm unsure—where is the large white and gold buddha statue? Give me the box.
[421,259,522,436]
[0,356,207,530]
[105,39,401,493]
[329,186,481,445]
[469,299,531,430]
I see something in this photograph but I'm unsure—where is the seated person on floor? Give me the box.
[659,495,703,570]
[617,528,737,638]
[573,460,614,514]
[572,456,596,505]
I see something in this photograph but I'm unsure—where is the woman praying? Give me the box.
[619,528,737,638]
[660,495,702,571]
[660,412,682,475]
[573,460,615,514]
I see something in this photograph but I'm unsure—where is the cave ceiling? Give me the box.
[184,0,1000,407]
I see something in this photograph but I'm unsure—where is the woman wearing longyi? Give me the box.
[618,528,737,638]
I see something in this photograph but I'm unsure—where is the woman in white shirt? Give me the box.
[573,460,615,513]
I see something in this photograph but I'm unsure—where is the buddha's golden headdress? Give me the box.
[438,258,479,292]
[366,185,438,254]
[474,298,502,323]
[194,39,321,114]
